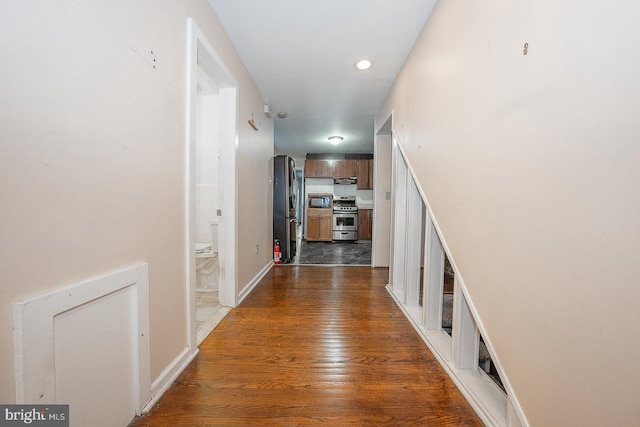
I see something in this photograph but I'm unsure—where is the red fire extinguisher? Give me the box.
[274,239,281,264]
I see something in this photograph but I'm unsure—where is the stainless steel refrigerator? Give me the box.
[273,155,297,262]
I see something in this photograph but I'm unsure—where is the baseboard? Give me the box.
[142,260,272,414]
[385,284,507,427]
[237,261,273,305]
[142,346,199,414]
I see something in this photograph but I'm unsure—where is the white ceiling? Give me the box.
[208,0,437,156]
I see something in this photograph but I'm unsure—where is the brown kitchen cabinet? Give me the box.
[307,208,333,241]
[303,159,318,177]
[356,159,374,190]
[357,208,373,240]
[305,158,372,183]
[304,159,333,178]
[333,160,357,178]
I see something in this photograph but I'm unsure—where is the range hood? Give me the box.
[334,177,357,185]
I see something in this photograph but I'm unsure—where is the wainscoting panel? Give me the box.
[14,264,151,426]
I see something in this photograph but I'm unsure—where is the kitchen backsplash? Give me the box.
[305,178,373,207]
[333,183,356,196]
[356,190,374,207]
[305,178,333,195]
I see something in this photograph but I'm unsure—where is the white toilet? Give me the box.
[196,220,219,292]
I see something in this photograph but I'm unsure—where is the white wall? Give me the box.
[195,94,220,244]
[0,0,273,404]
[377,1,640,425]
[373,134,392,267]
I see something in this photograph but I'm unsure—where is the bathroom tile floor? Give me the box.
[196,291,218,328]
[196,291,230,344]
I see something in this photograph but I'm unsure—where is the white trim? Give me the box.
[386,285,505,426]
[142,245,269,414]
[387,136,397,284]
[372,111,394,268]
[405,176,423,307]
[424,216,445,332]
[218,85,238,307]
[186,18,239,356]
[390,142,409,295]
[185,15,198,367]
[507,396,524,427]
[453,278,479,370]
[14,264,151,413]
[237,261,273,305]
[143,346,199,413]
[387,130,529,427]
[145,244,256,413]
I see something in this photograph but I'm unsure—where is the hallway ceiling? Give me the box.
[207,0,437,157]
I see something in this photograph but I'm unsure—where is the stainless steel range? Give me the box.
[333,196,358,241]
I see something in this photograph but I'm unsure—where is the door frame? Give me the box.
[185,18,238,351]
[373,113,393,267]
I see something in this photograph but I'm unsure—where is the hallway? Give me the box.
[132,266,481,426]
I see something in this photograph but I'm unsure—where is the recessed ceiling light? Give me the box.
[355,59,373,71]
[328,136,344,145]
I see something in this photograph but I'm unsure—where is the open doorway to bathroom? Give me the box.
[187,19,237,346]
[193,83,226,342]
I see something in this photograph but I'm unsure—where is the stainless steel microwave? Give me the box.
[308,194,332,208]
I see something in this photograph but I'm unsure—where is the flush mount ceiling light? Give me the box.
[328,136,344,145]
[355,58,373,71]
[277,112,288,119]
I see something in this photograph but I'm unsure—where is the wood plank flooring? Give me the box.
[131,266,482,426]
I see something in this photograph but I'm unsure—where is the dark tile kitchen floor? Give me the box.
[297,240,372,265]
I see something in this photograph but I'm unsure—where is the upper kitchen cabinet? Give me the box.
[304,159,333,178]
[304,157,373,183]
[357,159,374,189]
[334,160,357,178]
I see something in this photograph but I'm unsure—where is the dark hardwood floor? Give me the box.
[132,266,482,426]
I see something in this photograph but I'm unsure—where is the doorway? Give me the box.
[186,19,238,347]
[373,114,393,268]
